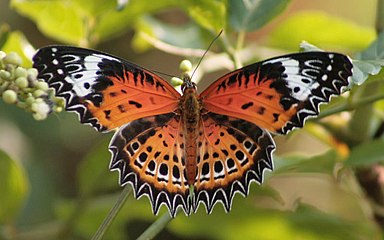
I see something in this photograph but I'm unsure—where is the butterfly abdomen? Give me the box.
[181,87,201,185]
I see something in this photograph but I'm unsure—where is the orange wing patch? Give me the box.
[200,52,352,134]
[192,113,275,213]
[201,70,300,133]
[86,71,180,131]
[109,113,190,216]
[33,46,180,132]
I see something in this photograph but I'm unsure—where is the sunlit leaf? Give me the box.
[169,201,377,240]
[72,0,117,16]
[1,30,34,67]
[183,0,226,32]
[11,0,177,46]
[0,149,29,224]
[229,0,290,32]
[269,11,375,52]
[11,0,85,45]
[345,139,384,166]
[91,0,178,45]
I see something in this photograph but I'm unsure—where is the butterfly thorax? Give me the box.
[180,81,200,185]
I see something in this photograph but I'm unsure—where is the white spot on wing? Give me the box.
[64,54,120,97]
[280,59,320,101]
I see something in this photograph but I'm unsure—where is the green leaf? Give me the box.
[169,201,377,240]
[11,0,177,46]
[0,24,10,48]
[78,138,118,196]
[91,0,178,45]
[132,16,206,52]
[345,139,384,166]
[0,149,29,224]
[352,32,384,85]
[72,0,118,16]
[183,0,226,32]
[352,60,384,85]
[11,0,85,45]
[356,31,384,60]
[56,193,156,239]
[268,11,375,52]
[229,0,290,32]
[0,30,34,67]
[273,150,338,175]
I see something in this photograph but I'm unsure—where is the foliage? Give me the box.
[1,0,384,239]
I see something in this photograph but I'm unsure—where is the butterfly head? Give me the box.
[181,75,197,93]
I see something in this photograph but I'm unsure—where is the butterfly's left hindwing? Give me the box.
[109,113,190,217]
[200,52,353,134]
[33,46,180,132]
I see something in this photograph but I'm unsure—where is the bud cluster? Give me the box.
[0,51,64,120]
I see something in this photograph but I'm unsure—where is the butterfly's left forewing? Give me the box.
[33,46,181,132]
[200,52,353,134]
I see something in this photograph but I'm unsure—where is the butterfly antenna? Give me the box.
[190,29,223,79]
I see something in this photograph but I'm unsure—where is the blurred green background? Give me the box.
[1,0,384,239]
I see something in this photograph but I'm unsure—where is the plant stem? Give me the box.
[219,31,240,69]
[136,212,174,240]
[318,92,384,119]
[233,30,246,69]
[91,186,132,240]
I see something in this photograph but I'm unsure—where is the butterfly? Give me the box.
[33,46,353,217]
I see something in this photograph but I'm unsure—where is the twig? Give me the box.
[91,186,132,240]
[136,212,174,240]
[318,93,384,119]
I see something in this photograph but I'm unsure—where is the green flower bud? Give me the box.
[2,89,17,104]
[0,70,11,80]
[14,66,28,78]
[36,81,49,91]
[27,68,38,80]
[32,112,46,121]
[33,89,46,98]
[15,77,29,89]
[4,52,22,66]
[0,51,6,60]
[31,101,50,120]
[25,95,35,105]
[179,60,192,73]
[53,106,63,112]
[171,77,183,86]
